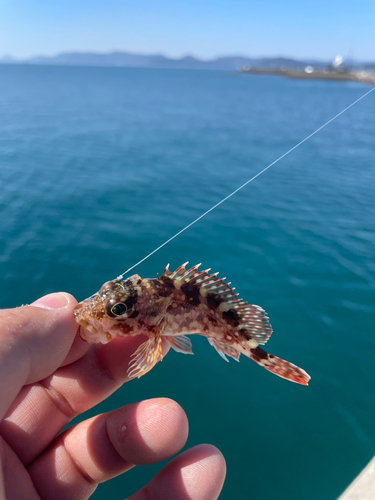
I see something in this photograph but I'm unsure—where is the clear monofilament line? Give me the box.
[118,85,375,279]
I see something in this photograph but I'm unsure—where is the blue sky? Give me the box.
[1,0,374,60]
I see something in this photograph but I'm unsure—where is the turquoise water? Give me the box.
[1,65,374,499]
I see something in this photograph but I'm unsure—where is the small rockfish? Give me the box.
[74,263,310,385]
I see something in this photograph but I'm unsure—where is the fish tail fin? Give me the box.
[247,346,310,386]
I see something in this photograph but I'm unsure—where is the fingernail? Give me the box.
[32,292,69,310]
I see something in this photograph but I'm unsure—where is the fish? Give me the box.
[74,262,310,385]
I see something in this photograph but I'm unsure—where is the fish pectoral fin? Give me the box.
[127,335,163,379]
[165,335,194,355]
[208,338,241,362]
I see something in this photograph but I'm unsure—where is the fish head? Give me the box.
[74,274,141,343]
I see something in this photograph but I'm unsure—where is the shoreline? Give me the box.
[239,67,375,86]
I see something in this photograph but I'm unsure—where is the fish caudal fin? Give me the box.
[247,346,310,386]
[128,335,163,379]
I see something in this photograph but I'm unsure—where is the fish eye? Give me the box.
[111,303,127,316]
[105,297,135,318]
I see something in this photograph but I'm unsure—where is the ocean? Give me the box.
[0,64,374,499]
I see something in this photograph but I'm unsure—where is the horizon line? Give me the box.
[1,50,372,64]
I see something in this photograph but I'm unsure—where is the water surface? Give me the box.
[1,65,374,499]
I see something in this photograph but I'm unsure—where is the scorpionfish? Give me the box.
[74,263,310,385]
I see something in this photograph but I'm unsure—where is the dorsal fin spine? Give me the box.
[160,263,273,345]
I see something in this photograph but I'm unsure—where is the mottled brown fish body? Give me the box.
[74,263,310,385]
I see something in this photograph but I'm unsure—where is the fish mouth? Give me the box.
[74,295,96,325]
[75,289,101,312]
[74,295,101,335]
[74,294,115,344]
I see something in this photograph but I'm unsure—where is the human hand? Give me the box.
[0,292,226,499]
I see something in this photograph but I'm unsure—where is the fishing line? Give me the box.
[118,85,375,279]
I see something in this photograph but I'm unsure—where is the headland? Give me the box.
[239,67,375,86]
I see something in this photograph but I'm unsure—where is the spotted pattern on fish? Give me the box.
[74,263,310,385]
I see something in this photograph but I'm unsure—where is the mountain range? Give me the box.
[1,51,374,71]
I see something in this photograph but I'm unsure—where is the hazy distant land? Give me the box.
[1,51,375,71]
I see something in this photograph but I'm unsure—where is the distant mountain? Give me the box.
[0,55,17,63]
[0,51,372,71]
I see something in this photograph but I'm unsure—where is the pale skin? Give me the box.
[0,292,226,500]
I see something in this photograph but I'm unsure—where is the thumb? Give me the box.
[0,293,79,419]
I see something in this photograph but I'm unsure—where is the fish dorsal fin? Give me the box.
[159,262,273,345]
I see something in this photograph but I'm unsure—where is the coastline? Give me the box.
[239,67,375,86]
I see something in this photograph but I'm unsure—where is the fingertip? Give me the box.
[0,292,79,366]
[178,444,226,500]
[136,398,189,461]
[31,292,71,310]
[26,292,79,358]
[129,444,226,500]
[31,293,92,367]
[107,398,189,465]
